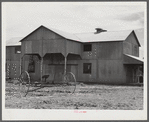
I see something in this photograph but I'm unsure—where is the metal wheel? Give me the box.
[61,72,76,95]
[19,71,30,97]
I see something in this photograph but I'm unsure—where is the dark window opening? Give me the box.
[83,63,91,74]
[28,56,35,73]
[83,44,92,51]
[15,47,21,54]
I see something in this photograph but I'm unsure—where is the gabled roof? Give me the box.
[74,30,133,42]
[6,37,23,46]
[20,25,80,42]
[43,26,80,41]
[123,54,143,64]
[19,25,141,46]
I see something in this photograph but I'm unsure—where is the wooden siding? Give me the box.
[125,32,140,46]
[123,32,139,57]
[77,60,97,82]
[43,39,66,56]
[21,26,82,57]
[66,40,82,56]
[6,61,21,79]
[82,43,98,59]
[6,46,21,61]
[98,42,123,60]
[82,42,123,60]
[123,42,139,57]
[97,60,125,83]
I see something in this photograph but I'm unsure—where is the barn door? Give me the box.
[70,65,78,81]
[54,65,71,83]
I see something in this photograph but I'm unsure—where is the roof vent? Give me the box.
[95,28,107,34]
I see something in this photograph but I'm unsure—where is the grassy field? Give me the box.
[5,82,143,110]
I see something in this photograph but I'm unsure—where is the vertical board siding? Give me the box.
[97,60,125,83]
[123,41,139,57]
[82,43,98,59]
[66,40,82,56]
[6,46,21,79]
[6,61,21,79]
[123,42,133,55]
[126,32,140,46]
[124,32,140,57]
[98,42,123,60]
[77,60,97,82]
[32,40,42,56]
[25,27,43,40]
[42,27,62,40]
[43,39,66,56]
[24,41,32,54]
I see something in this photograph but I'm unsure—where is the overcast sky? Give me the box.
[3,2,146,42]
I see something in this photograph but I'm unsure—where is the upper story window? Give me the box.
[83,44,92,51]
[15,47,21,54]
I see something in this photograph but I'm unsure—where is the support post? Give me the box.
[20,57,22,75]
[41,57,43,82]
[64,56,67,75]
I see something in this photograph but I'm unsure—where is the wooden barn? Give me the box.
[6,25,144,84]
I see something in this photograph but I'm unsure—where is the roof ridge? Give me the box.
[74,30,133,35]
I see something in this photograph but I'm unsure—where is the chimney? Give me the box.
[95,28,107,34]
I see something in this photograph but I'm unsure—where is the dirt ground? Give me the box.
[5,82,143,110]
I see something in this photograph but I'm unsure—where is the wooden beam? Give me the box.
[64,56,67,75]
[20,57,22,75]
[41,57,43,82]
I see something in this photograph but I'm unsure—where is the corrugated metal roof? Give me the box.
[6,37,23,46]
[123,54,144,64]
[74,30,133,42]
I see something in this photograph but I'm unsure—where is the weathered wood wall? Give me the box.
[123,32,139,57]
[77,42,126,83]
[6,46,21,79]
[21,26,82,57]
[19,26,141,84]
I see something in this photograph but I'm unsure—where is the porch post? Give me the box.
[64,56,67,75]
[40,57,43,82]
[20,57,23,75]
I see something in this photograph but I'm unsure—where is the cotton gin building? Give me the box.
[6,25,143,84]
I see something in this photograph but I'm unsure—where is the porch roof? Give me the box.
[123,54,144,64]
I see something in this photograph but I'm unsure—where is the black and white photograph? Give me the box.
[2,2,147,120]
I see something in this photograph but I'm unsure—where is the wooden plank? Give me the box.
[66,40,82,56]
[126,32,140,46]
[97,42,123,60]
[43,39,66,56]
[77,60,97,82]
[97,60,125,83]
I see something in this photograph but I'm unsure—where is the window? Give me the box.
[83,44,92,51]
[15,47,21,54]
[83,63,91,74]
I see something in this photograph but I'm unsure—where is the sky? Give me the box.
[2,2,146,57]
